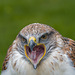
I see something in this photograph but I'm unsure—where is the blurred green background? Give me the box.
[0,0,75,73]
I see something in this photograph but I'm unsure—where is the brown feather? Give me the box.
[2,45,12,71]
[63,37,75,67]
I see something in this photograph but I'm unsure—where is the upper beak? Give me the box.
[29,40,37,51]
[28,36,37,51]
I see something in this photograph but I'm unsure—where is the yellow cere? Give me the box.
[29,36,36,43]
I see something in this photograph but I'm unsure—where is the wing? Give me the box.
[2,46,12,71]
[63,37,75,67]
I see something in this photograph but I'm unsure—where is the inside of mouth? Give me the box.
[25,44,45,63]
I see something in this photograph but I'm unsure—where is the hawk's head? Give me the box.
[16,23,60,69]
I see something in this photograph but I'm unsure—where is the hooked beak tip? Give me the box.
[33,64,37,69]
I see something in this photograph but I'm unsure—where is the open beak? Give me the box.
[24,36,46,69]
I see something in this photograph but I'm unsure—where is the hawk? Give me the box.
[1,23,75,75]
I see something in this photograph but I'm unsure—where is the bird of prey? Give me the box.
[1,23,75,75]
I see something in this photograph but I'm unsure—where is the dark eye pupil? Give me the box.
[42,35,45,38]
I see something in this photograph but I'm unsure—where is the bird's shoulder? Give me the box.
[63,37,75,67]
[2,45,12,71]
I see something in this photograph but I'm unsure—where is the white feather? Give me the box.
[1,46,75,75]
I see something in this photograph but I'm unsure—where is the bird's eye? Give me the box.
[41,34,48,40]
[22,37,27,43]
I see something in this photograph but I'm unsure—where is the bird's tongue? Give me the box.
[30,51,36,60]
[30,50,44,63]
